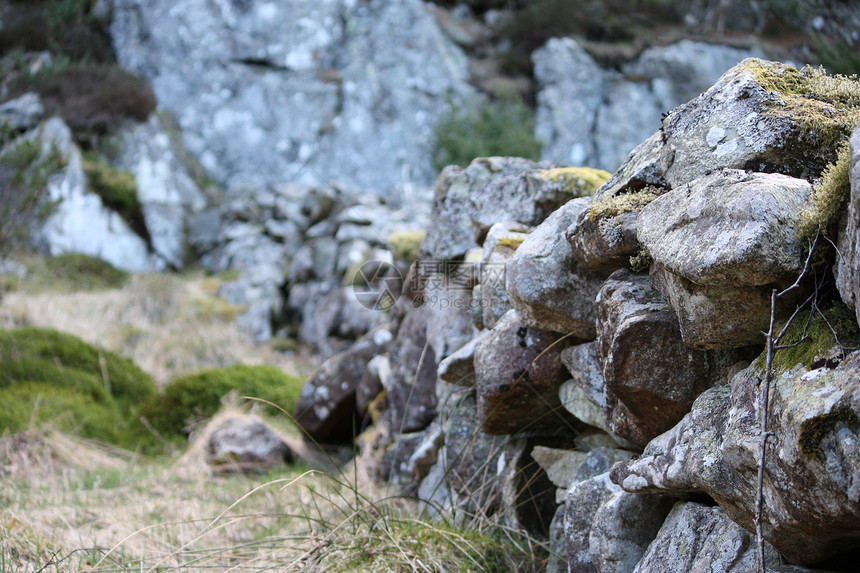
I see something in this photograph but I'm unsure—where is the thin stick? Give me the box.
[755,288,777,572]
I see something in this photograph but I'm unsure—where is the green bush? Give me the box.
[433,96,542,171]
[0,328,158,449]
[143,365,306,439]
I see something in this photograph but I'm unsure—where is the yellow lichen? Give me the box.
[386,229,426,263]
[535,167,611,197]
[587,189,658,222]
[495,235,526,251]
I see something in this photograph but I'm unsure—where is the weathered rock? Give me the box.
[632,502,780,573]
[507,197,610,336]
[294,326,393,443]
[659,58,858,187]
[111,0,474,195]
[589,489,675,573]
[611,352,860,565]
[424,283,478,366]
[420,157,557,260]
[565,474,618,573]
[474,310,578,435]
[113,114,209,268]
[559,343,617,439]
[836,125,860,326]
[480,222,527,329]
[596,269,743,447]
[639,169,813,287]
[547,505,568,573]
[437,335,481,386]
[379,422,442,494]
[207,415,292,472]
[35,119,163,272]
[531,446,588,491]
[0,93,44,133]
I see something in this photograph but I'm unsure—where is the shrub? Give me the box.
[0,327,158,449]
[433,95,542,171]
[7,62,156,137]
[143,365,306,439]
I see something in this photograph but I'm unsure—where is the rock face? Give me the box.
[110,0,474,195]
[534,38,764,172]
[0,93,44,133]
[837,125,860,326]
[611,352,860,565]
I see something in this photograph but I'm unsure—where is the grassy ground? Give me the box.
[0,256,546,572]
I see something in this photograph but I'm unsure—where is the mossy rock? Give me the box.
[143,365,306,439]
[587,188,659,222]
[82,152,151,245]
[532,167,611,197]
[387,230,426,263]
[0,327,157,449]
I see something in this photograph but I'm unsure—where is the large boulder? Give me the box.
[836,125,860,327]
[639,170,813,349]
[474,310,578,435]
[207,414,293,473]
[506,197,610,336]
[111,0,473,195]
[611,351,860,566]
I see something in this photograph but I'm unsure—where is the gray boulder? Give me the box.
[633,502,780,573]
[474,310,578,435]
[111,0,473,195]
[559,343,615,437]
[506,197,610,336]
[611,352,860,565]
[836,125,860,326]
[207,415,292,472]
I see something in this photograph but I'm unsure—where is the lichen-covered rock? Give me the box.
[639,169,813,287]
[659,58,860,188]
[836,125,860,326]
[596,269,742,447]
[474,310,578,435]
[294,327,393,443]
[632,502,781,573]
[480,222,527,329]
[0,93,44,133]
[560,342,615,436]
[420,157,557,260]
[506,198,609,336]
[611,351,860,565]
[207,414,292,473]
[437,335,481,386]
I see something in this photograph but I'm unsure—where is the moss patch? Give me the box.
[756,302,860,376]
[798,139,852,243]
[798,406,859,462]
[495,235,526,251]
[142,365,306,440]
[629,248,653,273]
[387,229,426,263]
[587,188,659,222]
[535,167,611,197]
[82,152,151,246]
[0,327,157,449]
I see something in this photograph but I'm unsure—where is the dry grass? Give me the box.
[0,270,317,388]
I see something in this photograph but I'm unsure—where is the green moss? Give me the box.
[0,327,157,449]
[142,365,306,439]
[387,229,426,263]
[536,167,611,197]
[755,302,860,376]
[587,189,659,222]
[798,406,859,462]
[495,235,526,251]
[798,139,852,243]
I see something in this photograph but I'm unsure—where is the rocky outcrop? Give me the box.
[207,414,293,473]
[0,93,44,133]
[110,0,474,195]
[534,38,764,172]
